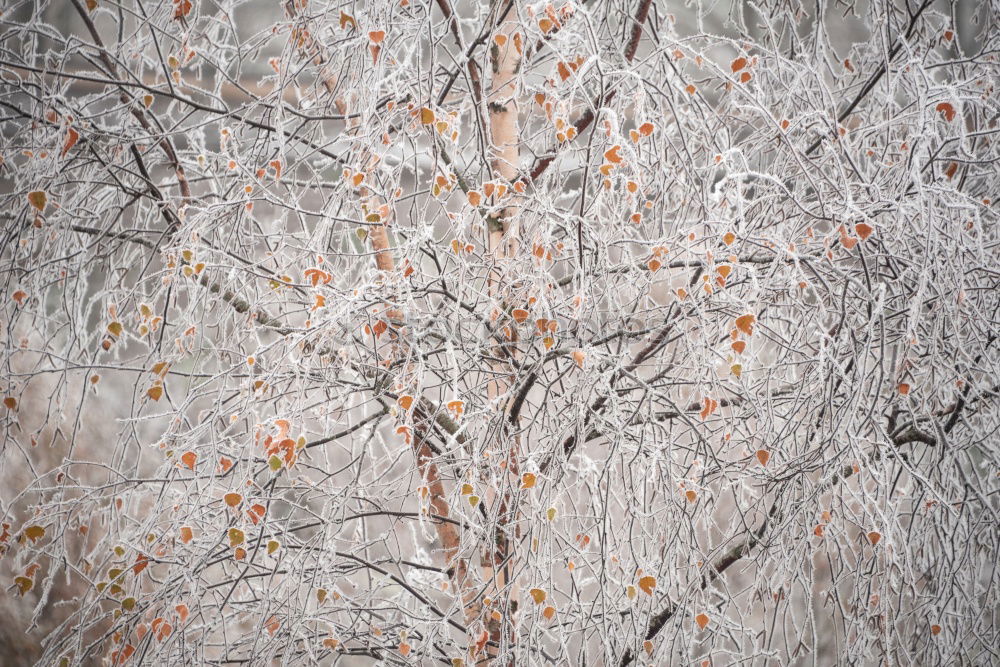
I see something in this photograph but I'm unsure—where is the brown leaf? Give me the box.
[27,191,47,212]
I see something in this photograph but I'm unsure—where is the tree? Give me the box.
[2,0,998,664]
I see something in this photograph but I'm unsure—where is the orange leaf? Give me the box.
[604,145,622,164]
[176,603,189,623]
[542,606,556,620]
[467,191,482,206]
[4,397,17,410]
[152,620,171,642]
[732,340,746,354]
[521,472,536,489]
[931,624,941,636]
[398,395,413,410]
[571,349,586,368]
[855,223,873,240]
[731,57,747,72]
[695,612,710,629]
[685,489,697,503]
[755,449,770,466]
[147,386,163,401]
[62,127,80,157]
[12,290,27,305]
[248,503,266,525]
[735,314,755,336]
[867,531,881,546]
[814,524,825,537]
[219,456,233,473]
[368,30,385,43]
[529,588,546,604]
[511,308,529,323]
[304,268,331,286]
[179,526,193,543]
[699,396,718,419]
[936,102,956,122]
[133,553,150,575]
[172,0,191,19]
[638,575,656,595]
[419,107,435,124]
[638,122,655,136]
[180,451,196,470]
[339,11,356,30]
[898,383,910,395]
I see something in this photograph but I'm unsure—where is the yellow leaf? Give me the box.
[267,540,280,554]
[228,528,245,547]
[24,525,45,542]
[224,493,242,507]
[14,576,33,595]
[146,386,163,401]
[521,472,536,489]
[638,575,656,595]
[107,321,123,337]
[420,107,435,124]
[528,588,546,604]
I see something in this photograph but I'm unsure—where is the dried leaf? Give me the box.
[936,102,956,122]
[27,191,47,212]
[61,127,80,157]
[695,612,710,629]
[638,575,656,595]
[735,314,755,336]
